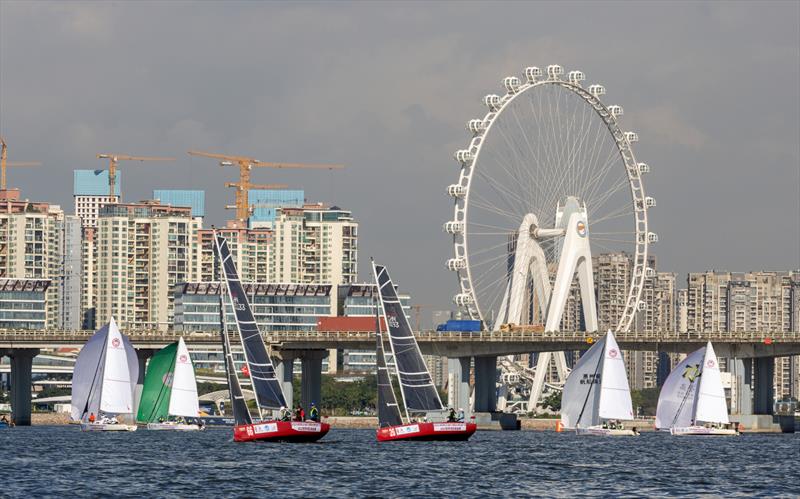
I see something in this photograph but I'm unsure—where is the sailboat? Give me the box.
[71,318,138,432]
[214,233,330,442]
[656,341,738,436]
[372,261,477,442]
[137,337,203,431]
[560,330,637,436]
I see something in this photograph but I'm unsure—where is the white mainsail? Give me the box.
[597,331,634,422]
[99,318,134,414]
[655,347,705,429]
[168,337,200,418]
[560,335,605,428]
[70,328,108,421]
[694,342,729,425]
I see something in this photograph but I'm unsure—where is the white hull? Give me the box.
[576,426,637,436]
[670,426,738,436]
[146,422,203,431]
[81,422,137,432]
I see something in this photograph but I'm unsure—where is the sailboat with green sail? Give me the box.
[137,337,203,431]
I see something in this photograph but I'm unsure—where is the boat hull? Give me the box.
[576,426,637,436]
[146,422,204,431]
[670,426,738,436]
[81,423,137,432]
[233,421,330,442]
[376,422,478,442]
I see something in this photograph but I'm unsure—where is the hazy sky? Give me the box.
[1,1,798,320]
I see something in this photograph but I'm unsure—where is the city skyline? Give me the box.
[1,1,798,314]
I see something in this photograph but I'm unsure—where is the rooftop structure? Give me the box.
[153,190,206,217]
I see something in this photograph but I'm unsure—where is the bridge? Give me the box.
[2,328,798,427]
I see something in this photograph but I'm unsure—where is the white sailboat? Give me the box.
[71,318,138,432]
[561,330,637,436]
[656,342,738,436]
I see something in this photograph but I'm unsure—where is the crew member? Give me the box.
[88,412,96,424]
[457,408,465,422]
[309,402,320,422]
[447,408,456,422]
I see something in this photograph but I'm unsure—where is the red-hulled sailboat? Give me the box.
[372,261,477,442]
[215,234,330,443]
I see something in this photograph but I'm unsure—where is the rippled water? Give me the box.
[1,426,798,497]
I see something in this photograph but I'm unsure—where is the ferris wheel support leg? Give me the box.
[529,352,552,410]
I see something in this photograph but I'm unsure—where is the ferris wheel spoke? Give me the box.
[590,202,634,225]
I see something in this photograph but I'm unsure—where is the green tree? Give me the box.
[631,388,660,416]
[542,390,562,412]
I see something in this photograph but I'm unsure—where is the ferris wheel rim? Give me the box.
[448,67,652,332]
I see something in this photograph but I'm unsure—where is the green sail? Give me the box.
[136,342,178,423]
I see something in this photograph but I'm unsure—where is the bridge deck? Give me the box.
[0,329,797,358]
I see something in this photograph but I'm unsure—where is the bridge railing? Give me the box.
[0,328,796,344]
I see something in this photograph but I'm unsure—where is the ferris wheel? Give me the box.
[445,64,656,335]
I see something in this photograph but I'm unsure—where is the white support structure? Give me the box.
[493,197,599,409]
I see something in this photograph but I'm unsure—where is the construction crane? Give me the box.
[96,154,176,199]
[187,150,343,222]
[0,136,41,190]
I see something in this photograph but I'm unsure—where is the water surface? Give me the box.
[1,426,797,497]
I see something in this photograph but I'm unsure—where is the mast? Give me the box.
[371,260,443,419]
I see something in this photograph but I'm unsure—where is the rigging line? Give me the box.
[566,97,596,197]
[589,203,634,226]
[587,178,633,219]
[576,110,613,199]
[508,99,546,210]
[469,194,520,220]
[582,145,625,205]
[467,238,518,258]
[484,116,537,208]
[670,368,701,428]
[491,115,536,210]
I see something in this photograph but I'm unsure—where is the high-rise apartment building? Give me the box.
[270,204,357,285]
[94,201,201,331]
[196,222,272,283]
[74,170,121,228]
[0,189,81,329]
[686,270,800,400]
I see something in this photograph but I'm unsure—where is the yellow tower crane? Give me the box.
[0,136,41,190]
[96,153,176,199]
[187,150,343,222]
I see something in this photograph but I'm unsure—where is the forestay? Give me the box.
[560,335,605,428]
[215,234,287,412]
[220,298,253,426]
[372,262,443,414]
[655,346,705,429]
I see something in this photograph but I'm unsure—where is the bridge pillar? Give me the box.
[447,357,471,419]
[135,349,156,418]
[754,357,775,415]
[473,356,497,413]
[731,358,753,415]
[273,352,296,411]
[9,349,39,426]
[300,351,327,412]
